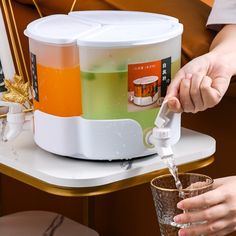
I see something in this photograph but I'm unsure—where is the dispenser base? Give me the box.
[33,110,160,161]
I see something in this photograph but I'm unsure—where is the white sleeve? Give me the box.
[207,0,236,31]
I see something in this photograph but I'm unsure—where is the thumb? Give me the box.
[166,97,183,113]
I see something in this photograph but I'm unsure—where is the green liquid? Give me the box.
[81,59,180,131]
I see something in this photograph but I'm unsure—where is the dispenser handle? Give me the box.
[148,100,181,158]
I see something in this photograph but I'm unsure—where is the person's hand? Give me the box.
[165,51,233,113]
[173,176,236,236]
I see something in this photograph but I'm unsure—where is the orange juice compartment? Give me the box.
[29,41,81,116]
[24,14,100,117]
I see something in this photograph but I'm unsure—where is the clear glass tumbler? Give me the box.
[151,173,214,236]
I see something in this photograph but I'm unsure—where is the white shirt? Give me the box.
[207,0,236,30]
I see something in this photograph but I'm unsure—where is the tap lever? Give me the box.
[149,100,181,159]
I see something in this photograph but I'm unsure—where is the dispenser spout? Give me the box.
[0,101,28,142]
[148,100,181,158]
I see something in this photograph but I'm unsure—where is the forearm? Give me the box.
[210,24,236,75]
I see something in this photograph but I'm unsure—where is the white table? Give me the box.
[0,128,215,197]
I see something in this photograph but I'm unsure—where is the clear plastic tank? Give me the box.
[24,14,100,117]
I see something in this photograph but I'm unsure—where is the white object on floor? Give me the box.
[0,211,99,236]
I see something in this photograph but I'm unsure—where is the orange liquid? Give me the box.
[134,82,158,98]
[34,64,82,117]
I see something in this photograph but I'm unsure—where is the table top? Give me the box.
[0,128,215,196]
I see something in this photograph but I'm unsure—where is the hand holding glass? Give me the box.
[151,173,213,236]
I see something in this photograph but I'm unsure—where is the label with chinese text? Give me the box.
[127,58,171,112]
[30,53,39,102]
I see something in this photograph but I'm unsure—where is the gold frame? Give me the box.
[0,0,33,118]
[32,0,79,17]
[0,156,214,197]
[0,4,15,96]
[1,0,30,82]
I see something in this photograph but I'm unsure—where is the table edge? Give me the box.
[0,155,214,197]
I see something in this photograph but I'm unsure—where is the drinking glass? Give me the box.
[151,173,214,236]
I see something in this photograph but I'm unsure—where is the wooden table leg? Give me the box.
[82,196,95,227]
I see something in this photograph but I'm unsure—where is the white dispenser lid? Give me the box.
[24,14,100,44]
[69,10,178,25]
[77,22,183,48]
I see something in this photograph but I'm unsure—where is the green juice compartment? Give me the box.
[78,23,183,132]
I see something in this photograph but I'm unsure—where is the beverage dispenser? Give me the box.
[23,11,183,160]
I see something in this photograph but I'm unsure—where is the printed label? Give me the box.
[30,53,39,101]
[127,58,171,112]
[161,57,171,97]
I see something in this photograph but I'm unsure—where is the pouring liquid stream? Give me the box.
[163,155,185,199]
[163,155,191,229]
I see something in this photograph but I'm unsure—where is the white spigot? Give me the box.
[148,100,181,158]
[0,101,30,142]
